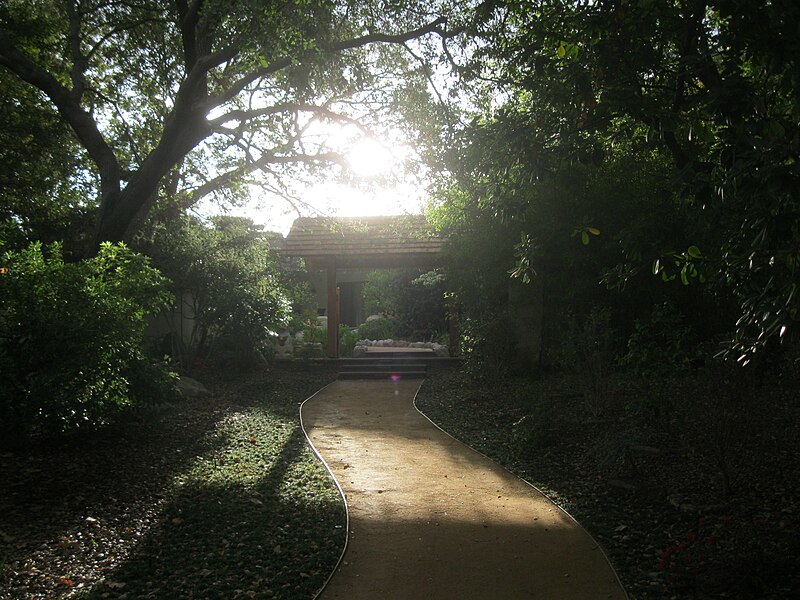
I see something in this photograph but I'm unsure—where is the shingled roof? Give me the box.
[282,215,445,268]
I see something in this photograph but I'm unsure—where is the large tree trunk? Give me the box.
[92,111,210,248]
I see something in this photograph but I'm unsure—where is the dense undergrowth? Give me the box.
[0,367,341,600]
[416,369,800,599]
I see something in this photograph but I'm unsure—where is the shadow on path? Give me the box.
[302,378,628,600]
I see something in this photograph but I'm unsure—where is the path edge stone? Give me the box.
[299,383,351,600]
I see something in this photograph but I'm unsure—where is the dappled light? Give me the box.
[3,0,800,597]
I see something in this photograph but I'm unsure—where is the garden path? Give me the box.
[300,379,627,599]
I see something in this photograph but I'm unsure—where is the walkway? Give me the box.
[301,379,627,599]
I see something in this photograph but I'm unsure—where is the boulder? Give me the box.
[177,376,210,398]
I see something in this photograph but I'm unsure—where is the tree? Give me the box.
[0,0,466,251]
[0,68,95,252]
[142,215,297,369]
[425,0,800,361]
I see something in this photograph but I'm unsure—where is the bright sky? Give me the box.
[197,124,428,236]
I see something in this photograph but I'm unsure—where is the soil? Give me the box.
[301,378,627,599]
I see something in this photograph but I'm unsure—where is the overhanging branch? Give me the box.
[188,150,347,205]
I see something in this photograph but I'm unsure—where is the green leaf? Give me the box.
[587,227,601,236]
[687,245,702,259]
[557,44,566,58]
[680,267,689,285]
[581,231,590,245]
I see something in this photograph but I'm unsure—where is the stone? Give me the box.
[177,376,210,398]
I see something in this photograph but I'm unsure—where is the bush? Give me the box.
[143,216,293,370]
[0,242,174,441]
[620,301,697,373]
[356,317,400,341]
[555,307,617,417]
[339,325,359,357]
[362,268,448,340]
[299,324,359,357]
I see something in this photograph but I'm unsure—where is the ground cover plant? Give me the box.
[0,367,342,599]
[416,369,800,599]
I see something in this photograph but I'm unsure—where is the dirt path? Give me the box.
[301,378,627,600]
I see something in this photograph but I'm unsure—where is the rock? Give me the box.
[432,343,449,357]
[177,376,210,398]
[273,333,294,359]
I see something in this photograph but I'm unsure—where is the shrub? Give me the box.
[555,307,617,417]
[356,317,400,341]
[620,301,697,373]
[339,325,359,358]
[362,268,448,340]
[143,216,293,370]
[0,242,174,441]
[299,324,359,358]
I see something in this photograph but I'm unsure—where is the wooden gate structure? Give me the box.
[282,215,445,358]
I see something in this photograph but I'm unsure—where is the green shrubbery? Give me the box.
[143,216,294,370]
[0,242,175,442]
[362,268,448,340]
[356,316,400,341]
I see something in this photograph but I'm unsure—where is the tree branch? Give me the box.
[0,28,121,194]
[208,101,373,135]
[207,16,460,109]
[188,150,346,205]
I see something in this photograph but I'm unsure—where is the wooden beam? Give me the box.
[326,258,339,358]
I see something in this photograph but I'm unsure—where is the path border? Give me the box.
[411,381,630,599]
[298,383,351,600]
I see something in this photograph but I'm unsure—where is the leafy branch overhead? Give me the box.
[0,0,466,249]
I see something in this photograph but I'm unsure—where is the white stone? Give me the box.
[177,376,210,398]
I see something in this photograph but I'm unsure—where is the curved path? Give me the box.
[301,378,627,599]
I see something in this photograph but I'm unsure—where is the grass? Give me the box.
[0,366,343,599]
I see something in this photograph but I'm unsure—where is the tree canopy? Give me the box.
[422,0,800,363]
[0,0,466,250]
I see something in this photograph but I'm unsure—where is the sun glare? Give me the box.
[199,120,426,234]
[347,138,394,178]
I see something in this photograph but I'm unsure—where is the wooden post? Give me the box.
[326,258,339,358]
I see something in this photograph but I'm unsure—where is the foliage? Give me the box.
[0,241,174,440]
[362,268,448,340]
[142,216,292,370]
[356,316,401,341]
[0,69,96,253]
[555,307,617,418]
[620,301,699,373]
[420,0,800,367]
[300,324,359,357]
[511,392,567,451]
[339,325,360,357]
[0,0,467,249]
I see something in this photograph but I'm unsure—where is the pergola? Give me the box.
[282,215,446,357]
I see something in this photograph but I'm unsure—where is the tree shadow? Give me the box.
[79,425,345,599]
